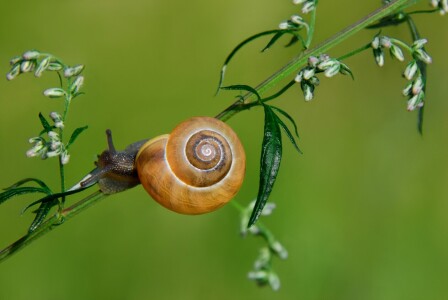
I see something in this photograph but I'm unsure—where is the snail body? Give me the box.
[80,117,245,214]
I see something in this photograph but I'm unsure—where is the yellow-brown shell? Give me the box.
[135,117,245,214]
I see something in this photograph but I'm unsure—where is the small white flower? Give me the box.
[294,71,304,83]
[380,36,392,48]
[61,151,70,165]
[324,63,341,77]
[303,67,315,80]
[22,50,40,60]
[412,39,428,50]
[43,88,66,98]
[390,44,405,61]
[70,75,84,94]
[6,64,20,81]
[371,36,380,49]
[302,82,314,101]
[64,64,85,78]
[271,241,288,259]
[414,49,432,64]
[412,76,424,95]
[278,21,289,30]
[404,61,418,80]
[302,1,315,14]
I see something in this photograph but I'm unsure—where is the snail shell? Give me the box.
[135,117,245,214]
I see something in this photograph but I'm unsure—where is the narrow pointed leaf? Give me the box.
[38,112,52,133]
[216,29,286,93]
[0,187,50,205]
[272,110,302,154]
[262,31,286,52]
[248,105,282,227]
[67,125,88,149]
[28,199,59,233]
[3,178,51,194]
[21,187,89,214]
[221,85,261,102]
[270,106,300,138]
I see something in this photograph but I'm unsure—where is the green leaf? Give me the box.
[262,31,287,52]
[221,85,261,102]
[38,112,52,133]
[28,199,59,233]
[270,107,302,154]
[0,187,50,205]
[3,178,51,194]
[270,106,300,138]
[21,187,89,214]
[248,105,282,227]
[66,125,88,149]
[216,29,287,93]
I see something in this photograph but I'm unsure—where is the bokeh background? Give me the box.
[0,1,447,299]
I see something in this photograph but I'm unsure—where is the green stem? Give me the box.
[0,190,106,262]
[216,0,421,121]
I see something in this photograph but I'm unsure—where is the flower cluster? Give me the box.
[294,54,352,101]
[241,201,287,291]
[293,0,316,14]
[26,112,70,164]
[370,36,432,111]
[431,0,448,15]
[371,35,405,67]
[6,50,64,81]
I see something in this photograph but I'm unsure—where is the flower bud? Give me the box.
[373,48,385,67]
[303,67,315,80]
[64,64,85,78]
[414,49,432,64]
[48,62,63,71]
[412,39,428,50]
[6,64,20,81]
[70,76,84,94]
[43,88,66,98]
[20,60,34,73]
[34,56,51,77]
[22,50,40,60]
[403,60,418,80]
[324,63,341,77]
[390,44,404,61]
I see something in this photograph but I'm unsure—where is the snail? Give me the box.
[76,117,246,214]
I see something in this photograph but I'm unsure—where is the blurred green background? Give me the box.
[0,0,447,299]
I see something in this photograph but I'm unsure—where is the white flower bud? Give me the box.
[412,76,424,95]
[324,63,341,77]
[390,44,405,61]
[22,50,40,60]
[302,82,314,101]
[293,0,307,4]
[64,64,84,78]
[303,67,315,80]
[271,241,288,259]
[268,272,281,291]
[48,62,63,71]
[414,49,432,64]
[10,56,21,66]
[70,76,84,94]
[20,60,34,73]
[6,64,20,81]
[302,1,315,13]
[380,36,392,48]
[308,56,319,67]
[61,151,70,165]
[412,39,428,50]
[404,61,418,80]
[43,88,66,98]
[278,21,289,30]
[294,71,304,83]
[34,57,51,77]
[371,36,380,49]
[373,48,385,67]
[402,82,413,96]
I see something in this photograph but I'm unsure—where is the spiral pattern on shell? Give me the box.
[135,117,245,214]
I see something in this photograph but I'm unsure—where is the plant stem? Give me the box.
[0,190,106,263]
[216,0,421,121]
